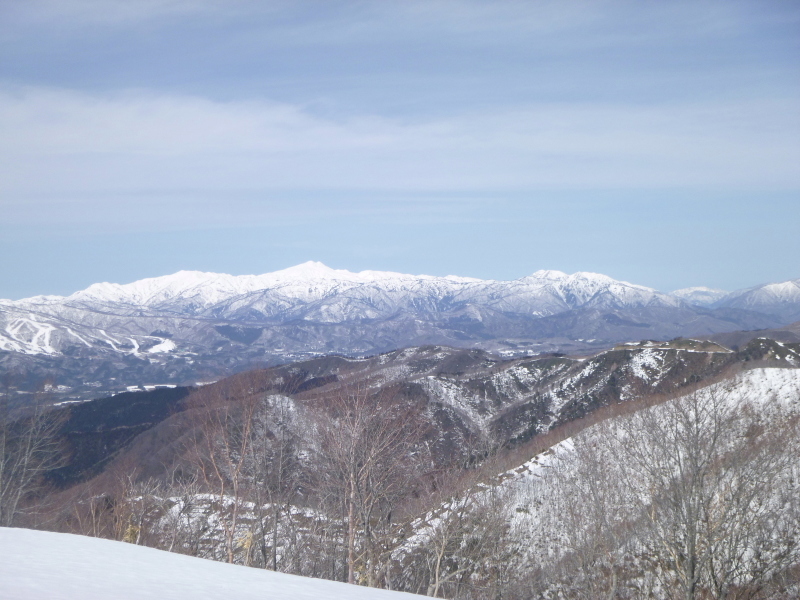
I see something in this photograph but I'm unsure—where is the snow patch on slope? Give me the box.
[147,338,176,354]
[0,315,59,355]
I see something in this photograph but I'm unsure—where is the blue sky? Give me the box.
[1,0,798,299]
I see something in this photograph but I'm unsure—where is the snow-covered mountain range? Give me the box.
[1,263,798,400]
[4,262,679,322]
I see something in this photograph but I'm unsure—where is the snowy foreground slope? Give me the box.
[0,528,425,600]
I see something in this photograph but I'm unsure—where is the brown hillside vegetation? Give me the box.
[4,336,799,598]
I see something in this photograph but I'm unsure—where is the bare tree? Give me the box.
[612,385,800,599]
[159,470,205,555]
[189,380,259,563]
[0,381,65,527]
[187,375,311,569]
[313,385,429,587]
[117,474,164,546]
[545,437,635,600]
[244,394,302,571]
[420,483,514,599]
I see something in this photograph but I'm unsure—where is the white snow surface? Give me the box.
[147,338,176,353]
[0,527,425,600]
[671,286,728,306]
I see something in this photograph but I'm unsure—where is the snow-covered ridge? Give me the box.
[6,261,667,309]
[3,265,798,315]
[718,279,800,309]
[492,367,800,500]
[4,262,668,359]
[1,262,684,341]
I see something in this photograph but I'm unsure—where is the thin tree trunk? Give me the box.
[348,473,356,584]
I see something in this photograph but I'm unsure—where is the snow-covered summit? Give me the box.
[720,279,800,307]
[271,260,339,278]
[713,278,800,322]
[527,269,569,280]
[671,286,728,307]
[512,270,676,311]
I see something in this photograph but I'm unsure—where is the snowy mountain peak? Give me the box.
[569,271,620,283]
[673,286,726,294]
[754,280,800,302]
[528,269,569,280]
[524,270,645,290]
[716,279,800,322]
[264,262,439,285]
[671,287,728,307]
[443,274,484,283]
[269,261,340,279]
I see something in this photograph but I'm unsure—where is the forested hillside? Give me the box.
[2,335,799,598]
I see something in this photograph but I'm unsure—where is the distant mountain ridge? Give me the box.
[8,262,676,316]
[674,280,800,320]
[1,263,798,401]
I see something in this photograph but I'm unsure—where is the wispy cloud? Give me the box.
[2,85,798,201]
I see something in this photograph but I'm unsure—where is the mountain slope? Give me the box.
[35,349,799,597]
[395,366,800,598]
[47,336,799,491]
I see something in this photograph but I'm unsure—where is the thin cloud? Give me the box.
[1,86,798,198]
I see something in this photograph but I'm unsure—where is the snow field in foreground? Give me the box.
[0,527,425,600]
